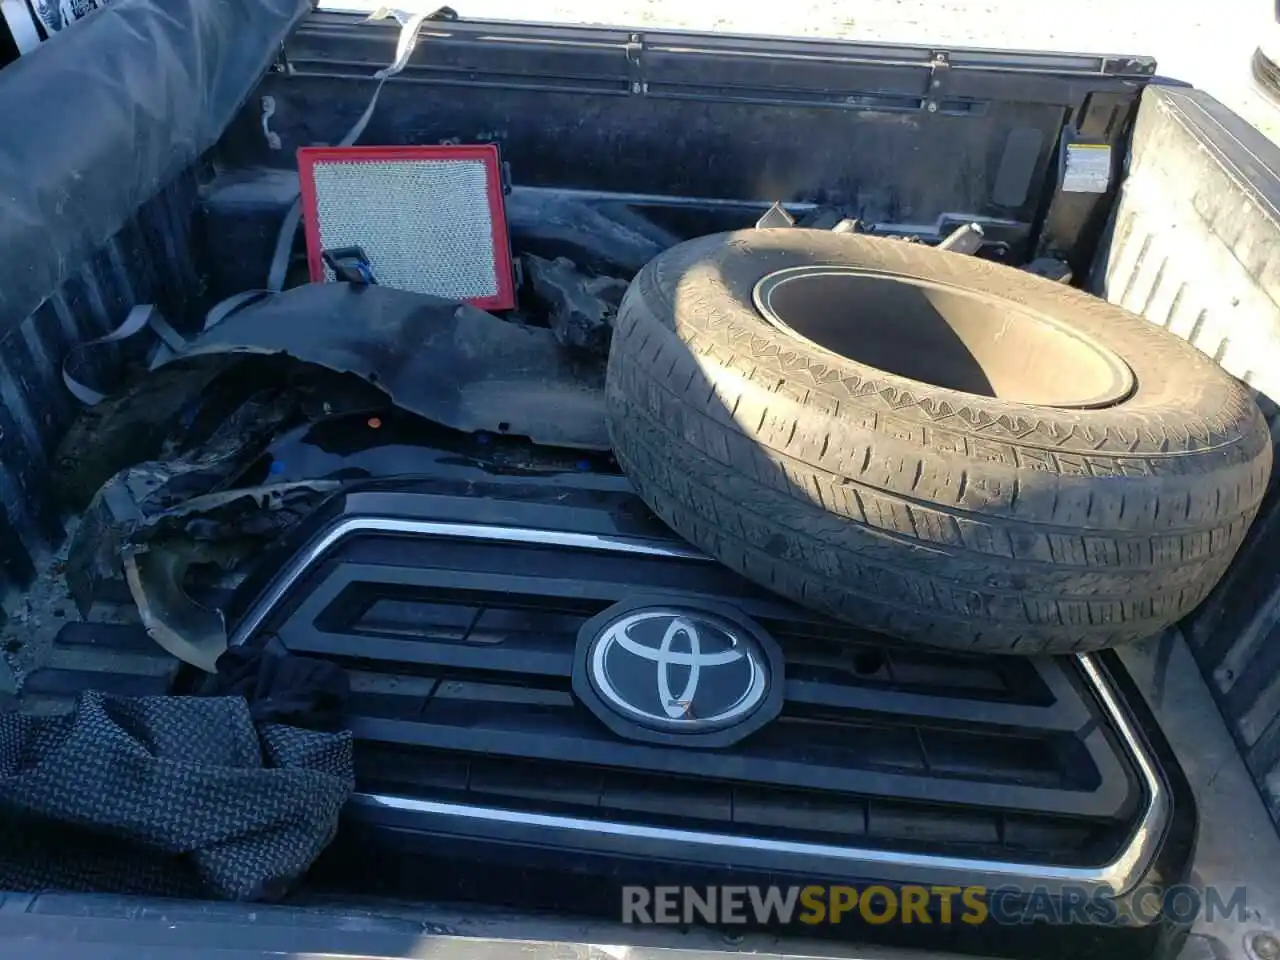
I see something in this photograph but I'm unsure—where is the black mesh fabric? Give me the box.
[0,692,353,899]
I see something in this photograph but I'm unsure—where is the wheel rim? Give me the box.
[753,265,1136,409]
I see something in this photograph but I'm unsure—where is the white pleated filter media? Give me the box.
[305,153,508,305]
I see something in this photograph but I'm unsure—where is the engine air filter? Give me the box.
[297,144,515,310]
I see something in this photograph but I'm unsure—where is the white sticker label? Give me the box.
[1063,143,1113,194]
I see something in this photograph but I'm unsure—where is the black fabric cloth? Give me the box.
[200,635,350,733]
[0,692,353,900]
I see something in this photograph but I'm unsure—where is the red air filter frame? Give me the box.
[297,144,516,311]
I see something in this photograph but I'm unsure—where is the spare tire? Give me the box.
[605,230,1273,654]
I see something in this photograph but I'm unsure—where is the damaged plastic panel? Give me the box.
[61,329,618,671]
[62,355,384,616]
[123,482,342,672]
[153,283,610,449]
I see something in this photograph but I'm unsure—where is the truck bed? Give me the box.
[1,4,1280,959]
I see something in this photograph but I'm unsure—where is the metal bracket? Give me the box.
[925,51,950,113]
[937,222,985,255]
[260,95,282,151]
[269,41,292,75]
[756,202,796,230]
[625,33,646,95]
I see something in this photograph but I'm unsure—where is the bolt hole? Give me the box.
[852,650,885,675]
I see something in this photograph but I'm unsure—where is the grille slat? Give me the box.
[350,742,1112,861]
[344,676,1116,815]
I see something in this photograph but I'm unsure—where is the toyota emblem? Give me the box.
[572,598,784,748]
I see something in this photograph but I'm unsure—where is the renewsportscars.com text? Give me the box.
[622,884,1248,927]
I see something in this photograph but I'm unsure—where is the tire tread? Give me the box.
[606,231,1272,654]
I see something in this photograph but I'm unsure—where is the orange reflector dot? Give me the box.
[367,417,382,429]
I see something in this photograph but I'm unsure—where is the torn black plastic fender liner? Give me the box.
[154,283,611,450]
[0,0,311,334]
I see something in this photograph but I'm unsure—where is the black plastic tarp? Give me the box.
[0,0,312,335]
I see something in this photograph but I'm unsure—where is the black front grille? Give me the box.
[255,517,1144,868]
